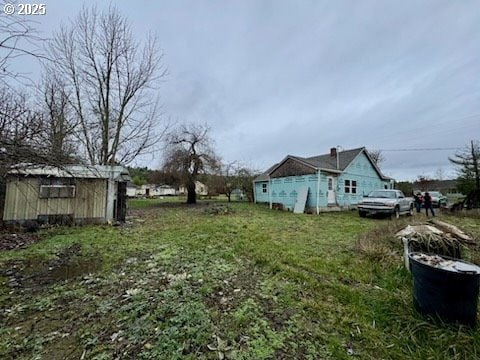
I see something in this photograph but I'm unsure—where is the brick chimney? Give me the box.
[330,147,337,157]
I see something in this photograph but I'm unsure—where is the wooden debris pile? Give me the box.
[395,220,476,270]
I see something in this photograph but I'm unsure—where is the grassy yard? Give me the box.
[1,200,480,359]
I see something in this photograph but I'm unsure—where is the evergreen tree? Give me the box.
[449,140,480,194]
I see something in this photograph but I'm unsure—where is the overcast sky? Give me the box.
[9,0,480,181]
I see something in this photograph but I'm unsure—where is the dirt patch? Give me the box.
[0,232,40,251]
[205,264,260,313]
[203,204,234,215]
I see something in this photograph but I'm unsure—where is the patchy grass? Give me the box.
[1,202,479,359]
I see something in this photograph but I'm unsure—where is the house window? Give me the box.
[262,183,268,193]
[344,180,357,194]
[328,178,333,191]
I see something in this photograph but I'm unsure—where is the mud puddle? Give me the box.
[2,243,102,290]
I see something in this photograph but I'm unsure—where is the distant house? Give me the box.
[253,147,394,213]
[3,165,131,224]
[126,182,137,198]
[231,188,245,200]
[178,181,208,196]
[154,184,176,196]
[136,184,152,197]
[127,183,176,198]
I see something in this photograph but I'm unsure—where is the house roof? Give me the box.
[8,164,131,181]
[254,147,390,181]
[296,147,365,171]
[254,163,279,182]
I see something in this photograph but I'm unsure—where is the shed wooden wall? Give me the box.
[3,177,107,223]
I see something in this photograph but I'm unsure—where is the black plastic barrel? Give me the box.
[409,252,480,327]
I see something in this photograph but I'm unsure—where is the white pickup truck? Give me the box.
[357,189,413,219]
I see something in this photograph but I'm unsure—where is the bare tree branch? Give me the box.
[368,149,385,167]
[0,4,47,88]
[163,123,219,204]
[0,87,69,178]
[46,5,168,165]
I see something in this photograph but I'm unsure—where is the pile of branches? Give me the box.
[408,232,462,259]
[401,219,476,260]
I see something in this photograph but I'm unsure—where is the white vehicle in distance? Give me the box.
[357,189,413,219]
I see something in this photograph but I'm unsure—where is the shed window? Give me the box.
[39,184,76,198]
[38,177,76,199]
[344,180,357,194]
[262,183,268,193]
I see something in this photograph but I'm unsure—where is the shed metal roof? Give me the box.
[8,164,131,181]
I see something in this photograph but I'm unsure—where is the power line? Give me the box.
[379,147,462,152]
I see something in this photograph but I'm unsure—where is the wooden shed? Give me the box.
[2,165,131,225]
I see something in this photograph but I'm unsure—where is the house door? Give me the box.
[327,176,336,204]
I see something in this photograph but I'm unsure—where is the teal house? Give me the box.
[253,147,394,213]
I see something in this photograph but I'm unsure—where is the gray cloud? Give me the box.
[21,1,480,179]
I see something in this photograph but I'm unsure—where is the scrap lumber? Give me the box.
[428,219,476,245]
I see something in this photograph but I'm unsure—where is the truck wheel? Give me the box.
[392,206,400,219]
[359,210,367,218]
[407,204,413,216]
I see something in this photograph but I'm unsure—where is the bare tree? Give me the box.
[163,123,219,204]
[213,161,257,202]
[236,166,257,202]
[368,149,385,167]
[434,168,444,181]
[0,78,78,176]
[0,87,52,175]
[38,71,78,163]
[0,4,45,87]
[218,161,238,202]
[46,5,167,165]
[416,175,432,191]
